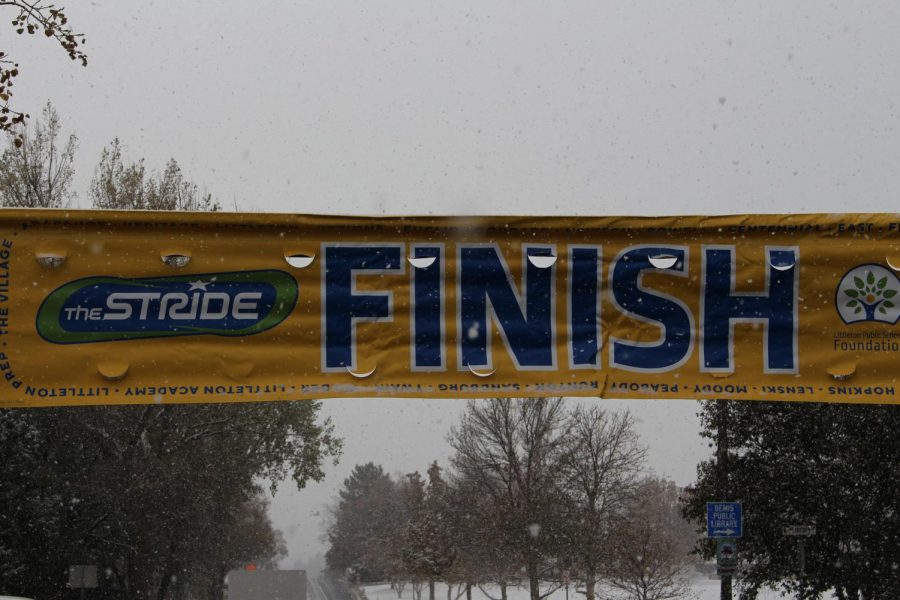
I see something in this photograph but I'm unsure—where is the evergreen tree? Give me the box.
[682,401,900,599]
[402,464,456,600]
[326,463,404,582]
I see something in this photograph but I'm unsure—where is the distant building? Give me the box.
[226,569,306,600]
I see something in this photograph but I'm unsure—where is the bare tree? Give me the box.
[558,407,646,600]
[0,100,76,207]
[606,478,697,600]
[411,581,425,600]
[449,470,521,600]
[448,398,570,600]
[390,581,406,599]
[89,138,219,211]
[1,2,87,145]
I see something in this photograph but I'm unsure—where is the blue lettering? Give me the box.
[322,244,403,370]
[569,246,602,368]
[458,245,555,370]
[702,246,798,373]
[610,246,693,372]
[411,245,444,370]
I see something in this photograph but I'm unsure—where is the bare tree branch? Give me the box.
[1,1,87,144]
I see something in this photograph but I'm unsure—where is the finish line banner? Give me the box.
[0,210,897,407]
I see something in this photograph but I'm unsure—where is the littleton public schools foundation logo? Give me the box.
[37,270,298,344]
[835,264,899,325]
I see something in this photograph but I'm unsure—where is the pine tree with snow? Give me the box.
[682,401,900,599]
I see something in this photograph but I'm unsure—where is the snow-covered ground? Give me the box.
[364,579,837,600]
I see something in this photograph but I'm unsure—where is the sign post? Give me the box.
[68,565,98,600]
[708,500,742,600]
[784,525,816,574]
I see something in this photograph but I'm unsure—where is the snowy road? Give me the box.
[364,579,837,600]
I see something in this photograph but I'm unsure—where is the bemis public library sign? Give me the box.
[0,210,897,408]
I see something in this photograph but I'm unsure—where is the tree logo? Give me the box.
[37,270,298,344]
[835,264,899,325]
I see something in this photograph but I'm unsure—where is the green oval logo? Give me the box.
[37,270,298,344]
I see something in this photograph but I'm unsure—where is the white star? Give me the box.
[188,279,210,291]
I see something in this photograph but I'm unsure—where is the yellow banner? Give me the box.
[0,209,897,407]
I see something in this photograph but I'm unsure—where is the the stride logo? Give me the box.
[37,270,298,344]
[835,264,899,325]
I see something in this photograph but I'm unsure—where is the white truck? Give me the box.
[226,569,306,600]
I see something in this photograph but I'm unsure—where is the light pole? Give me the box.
[717,399,732,600]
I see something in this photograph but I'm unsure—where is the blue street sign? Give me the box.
[707,502,742,538]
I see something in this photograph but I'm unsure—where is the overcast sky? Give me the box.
[8,0,900,567]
